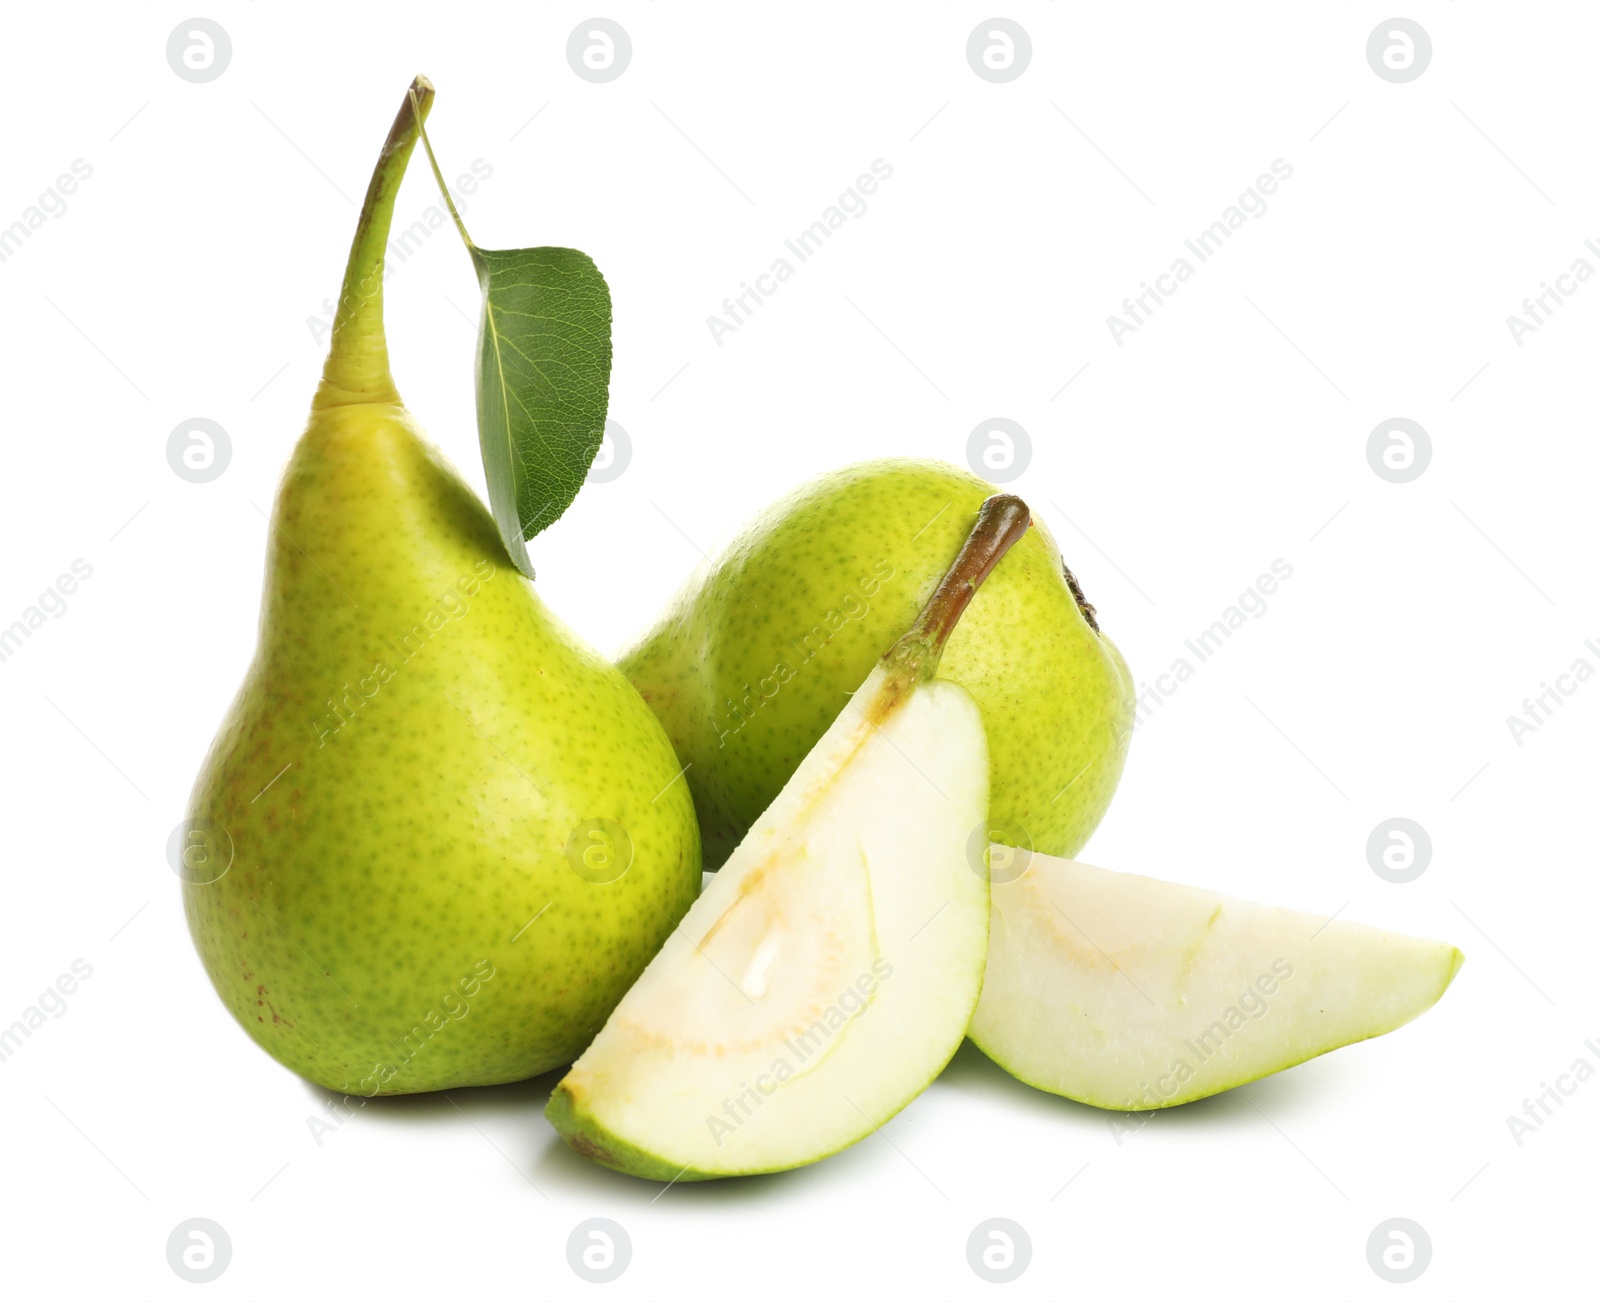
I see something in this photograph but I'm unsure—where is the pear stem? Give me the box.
[884,494,1032,685]
[411,89,475,252]
[314,75,435,410]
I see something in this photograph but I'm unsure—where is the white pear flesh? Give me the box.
[968,853,1463,1110]
[547,663,990,1179]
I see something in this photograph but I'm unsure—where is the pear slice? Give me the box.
[548,496,1034,1179]
[968,853,1463,1110]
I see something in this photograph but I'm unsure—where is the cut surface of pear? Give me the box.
[548,496,1033,1179]
[968,853,1463,1110]
[549,664,988,1178]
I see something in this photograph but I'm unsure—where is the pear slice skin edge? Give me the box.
[967,852,1464,1111]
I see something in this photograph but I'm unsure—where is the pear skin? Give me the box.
[182,79,699,1094]
[620,460,1136,867]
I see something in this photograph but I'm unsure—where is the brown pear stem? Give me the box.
[884,494,1032,685]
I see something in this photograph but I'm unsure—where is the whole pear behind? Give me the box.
[620,459,1135,867]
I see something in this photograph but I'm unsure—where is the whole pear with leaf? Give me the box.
[181,79,699,1094]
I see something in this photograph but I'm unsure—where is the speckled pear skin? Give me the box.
[183,402,700,1093]
[619,458,1136,868]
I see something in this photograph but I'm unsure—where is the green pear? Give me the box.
[619,459,1135,868]
[181,79,699,1095]
[548,497,1032,1179]
[968,852,1463,1109]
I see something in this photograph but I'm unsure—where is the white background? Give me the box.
[0,2,1592,1296]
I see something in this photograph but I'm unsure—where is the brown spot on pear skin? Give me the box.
[1061,561,1100,634]
[565,1131,618,1167]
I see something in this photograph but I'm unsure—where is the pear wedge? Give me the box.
[968,852,1464,1110]
[548,496,1034,1179]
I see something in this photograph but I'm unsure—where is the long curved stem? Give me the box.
[314,75,434,409]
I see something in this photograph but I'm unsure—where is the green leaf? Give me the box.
[406,89,613,581]
[469,245,612,578]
